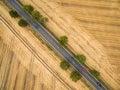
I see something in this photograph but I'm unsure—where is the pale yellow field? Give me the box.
[0,18,69,90]
[0,2,91,90]
[50,0,120,64]
[19,0,120,89]
[50,0,120,86]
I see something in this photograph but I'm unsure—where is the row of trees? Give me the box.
[58,36,86,64]
[9,5,100,83]
[23,4,48,25]
[22,5,84,82]
[22,4,101,82]
[74,54,100,78]
[60,59,100,82]
[58,36,83,82]
[9,10,28,27]
[59,36,100,81]
[9,4,49,27]
[60,60,81,82]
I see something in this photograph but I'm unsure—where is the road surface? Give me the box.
[5,0,107,90]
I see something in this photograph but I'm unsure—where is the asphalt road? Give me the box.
[6,0,107,90]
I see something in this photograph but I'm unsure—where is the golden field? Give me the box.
[0,0,120,90]
[19,0,120,89]
[0,2,91,90]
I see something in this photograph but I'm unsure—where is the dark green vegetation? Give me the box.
[23,4,48,25]
[59,36,68,46]
[60,60,70,70]
[9,10,19,18]
[70,71,81,82]
[75,54,86,64]
[38,17,49,25]
[6,1,103,88]
[23,5,34,13]
[90,69,100,78]
[31,10,41,20]
[18,19,28,27]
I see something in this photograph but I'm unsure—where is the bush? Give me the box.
[75,54,86,64]
[43,17,49,22]
[70,71,81,82]
[38,17,48,24]
[90,69,100,78]
[59,36,68,45]
[31,10,41,19]
[18,19,28,27]
[9,10,19,18]
[38,17,49,25]
[60,60,70,70]
[23,5,34,13]
[38,18,44,25]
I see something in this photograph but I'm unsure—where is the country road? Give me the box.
[5,0,107,90]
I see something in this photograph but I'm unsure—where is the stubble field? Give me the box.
[19,0,120,89]
[0,1,91,90]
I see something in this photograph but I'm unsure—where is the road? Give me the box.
[5,0,107,90]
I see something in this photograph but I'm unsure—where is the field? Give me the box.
[54,0,120,64]
[0,0,120,89]
[19,0,120,89]
[53,0,120,87]
[0,16,70,90]
[0,1,91,90]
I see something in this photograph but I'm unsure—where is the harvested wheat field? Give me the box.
[18,0,120,89]
[0,1,92,90]
[0,16,71,90]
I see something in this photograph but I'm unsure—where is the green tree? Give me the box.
[31,10,41,19]
[60,60,70,70]
[38,17,48,25]
[18,19,28,27]
[70,71,81,82]
[43,17,49,22]
[9,10,19,18]
[75,54,86,64]
[23,5,34,13]
[59,36,68,45]
[38,18,44,25]
[90,69,100,78]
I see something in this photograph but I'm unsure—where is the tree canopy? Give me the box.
[90,69,100,78]
[38,17,48,25]
[60,60,70,70]
[9,10,19,18]
[70,71,81,82]
[31,10,41,19]
[18,19,28,27]
[59,36,68,45]
[75,54,86,64]
[23,5,34,13]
